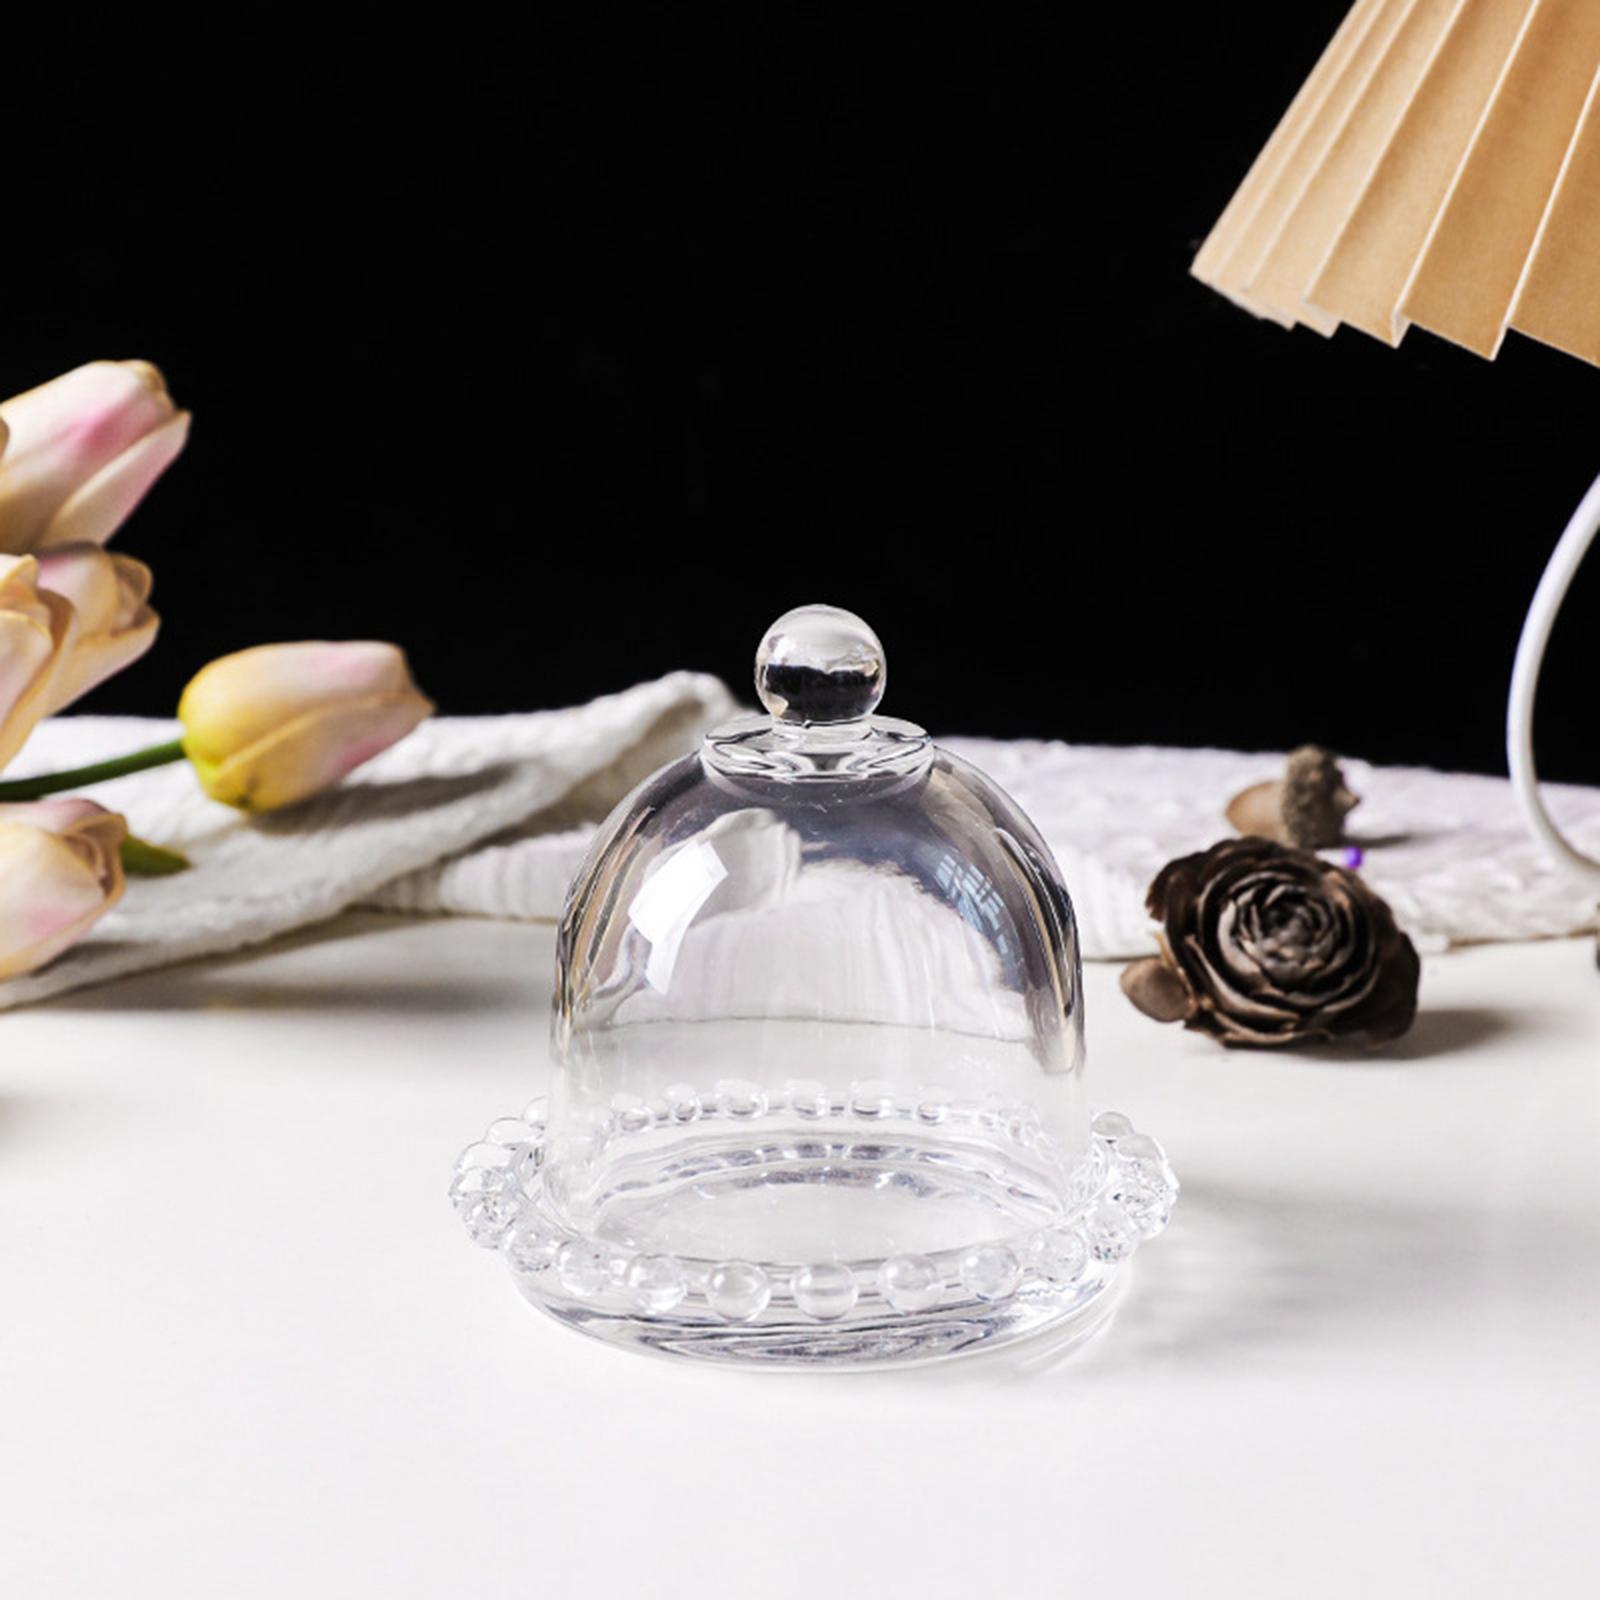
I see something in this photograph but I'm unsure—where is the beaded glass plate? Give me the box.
[452,1093,1175,1366]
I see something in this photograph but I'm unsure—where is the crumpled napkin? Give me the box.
[0,672,736,1011]
[5,680,1598,1011]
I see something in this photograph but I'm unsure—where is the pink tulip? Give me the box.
[0,360,190,554]
[0,554,75,771]
[34,544,159,711]
[178,641,434,810]
[0,798,127,979]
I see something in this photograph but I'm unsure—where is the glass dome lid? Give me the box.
[451,605,1176,1367]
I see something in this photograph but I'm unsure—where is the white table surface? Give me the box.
[3,913,1596,1599]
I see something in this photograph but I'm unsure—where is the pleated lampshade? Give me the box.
[1194,0,1600,368]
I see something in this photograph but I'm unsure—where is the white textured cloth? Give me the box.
[376,736,1600,958]
[0,674,736,1011]
[1,693,1597,1010]
[942,740,1600,958]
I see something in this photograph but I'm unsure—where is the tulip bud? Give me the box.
[0,360,190,554]
[0,798,127,978]
[0,554,75,770]
[34,544,159,712]
[178,641,434,811]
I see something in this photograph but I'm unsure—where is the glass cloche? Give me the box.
[451,605,1176,1367]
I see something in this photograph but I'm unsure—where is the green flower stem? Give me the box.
[0,738,188,801]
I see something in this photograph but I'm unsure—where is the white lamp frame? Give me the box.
[1507,468,1600,888]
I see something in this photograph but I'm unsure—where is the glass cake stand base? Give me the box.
[449,1094,1176,1371]
[521,1259,1125,1369]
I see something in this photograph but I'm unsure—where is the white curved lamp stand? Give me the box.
[1506,468,1600,889]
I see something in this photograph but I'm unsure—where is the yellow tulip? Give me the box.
[34,544,159,712]
[178,641,434,811]
[0,360,190,554]
[0,798,127,979]
[0,554,75,770]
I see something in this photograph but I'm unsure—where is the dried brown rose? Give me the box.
[1226,744,1359,849]
[1120,837,1419,1048]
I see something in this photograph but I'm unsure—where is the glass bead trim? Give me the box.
[450,1091,1176,1326]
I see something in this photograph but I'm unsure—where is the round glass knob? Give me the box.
[755,604,886,724]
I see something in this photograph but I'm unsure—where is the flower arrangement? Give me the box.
[0,360,432,980]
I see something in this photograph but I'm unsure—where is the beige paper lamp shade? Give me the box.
[1194,0,1600,367]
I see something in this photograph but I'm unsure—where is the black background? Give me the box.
[6,5,1597,780]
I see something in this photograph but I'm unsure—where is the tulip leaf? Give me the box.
[121,835,191,876]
